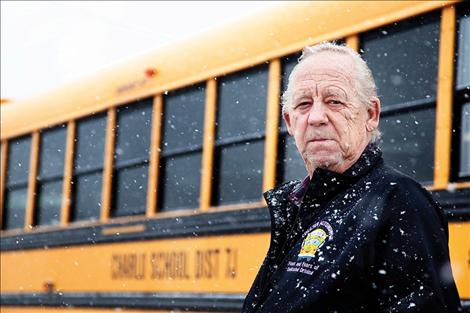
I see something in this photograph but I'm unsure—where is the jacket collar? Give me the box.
[264,143,382,228]
[262,142,382,261]
[288,143,382,205]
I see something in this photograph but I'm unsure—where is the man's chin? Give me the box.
[306,154,344,171]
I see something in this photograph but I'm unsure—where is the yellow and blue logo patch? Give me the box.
[298,228,328,258]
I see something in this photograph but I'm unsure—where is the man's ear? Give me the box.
[366,97,380,132]
[283,110,294,136]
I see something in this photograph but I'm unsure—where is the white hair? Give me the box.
[281,41,381,142]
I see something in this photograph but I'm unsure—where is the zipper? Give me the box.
[248,201,301,313]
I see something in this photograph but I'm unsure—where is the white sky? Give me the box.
[1,1,280,101]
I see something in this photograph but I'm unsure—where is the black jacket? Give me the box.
[242,144,461,313]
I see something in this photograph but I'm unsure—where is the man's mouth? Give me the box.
[309,138,332,142]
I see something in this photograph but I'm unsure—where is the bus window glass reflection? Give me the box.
[213,65,268,206]
[361,12,440,184]
[3,136,31,230]
[113,99,153,217]
[457,6,470,89]
[72,113,107,222]
[158,85,205,212]
[278,52,305,183]
[456,5,470,179]
[460,103,470,177]
[36,125,67,226]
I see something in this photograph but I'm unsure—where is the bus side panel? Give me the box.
[0,233,269,293]
[449,222,470,299]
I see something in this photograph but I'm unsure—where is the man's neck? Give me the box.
[307,139,372,178]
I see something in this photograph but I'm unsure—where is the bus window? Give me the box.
[112,99,153,217]
[159,85,205,211]
[279,53,300,133]
[281,136,306,183]
[380,108,436,179]
[3,136,31,230]
[214,140,265,205]
[456,4,470,89]
[361,12,440,184]
[36,125,67,226]
[457,5,470,179]
[213,65,268,206]
[72,113,106,222]
[460,103,470,177]
[113,165,148,216]
[36,180,63,226]
[278,53,306,183]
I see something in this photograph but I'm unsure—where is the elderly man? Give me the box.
[242,42,461,313]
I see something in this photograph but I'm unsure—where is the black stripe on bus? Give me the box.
[1,293,469,312]
[0,292,245,312]
[1,206,271,251]
[432,188,470,221]
[1,188,469,252]
[462,300,470,313]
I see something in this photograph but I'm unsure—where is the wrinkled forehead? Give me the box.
[291,53,356,87]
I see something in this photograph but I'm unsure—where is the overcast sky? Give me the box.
[1,1,280,101]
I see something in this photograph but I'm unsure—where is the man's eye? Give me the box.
[296,102,310,109]
[328,100,343,106]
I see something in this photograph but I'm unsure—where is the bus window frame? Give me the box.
[0,141,7,229]
[34,124,68,228]
[146,94,163,217]
[360,10,442,187]
[25,131,40,231]
[60,120,75,226]
[157,84,206,213]
[452,3,470,181]
[211,64,269,207]
[69,113,109,225]
[1,137,32,231]
[200,79,217,212]
[111,98,153,218]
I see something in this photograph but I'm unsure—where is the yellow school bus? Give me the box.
[1,1,469,312]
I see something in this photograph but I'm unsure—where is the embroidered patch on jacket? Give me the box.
[298,228,328,258]
[286,221,334,275]
[298,221,333,259]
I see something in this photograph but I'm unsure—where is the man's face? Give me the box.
[283,52,379,175]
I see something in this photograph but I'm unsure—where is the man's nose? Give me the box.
[307,101,329,126]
